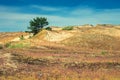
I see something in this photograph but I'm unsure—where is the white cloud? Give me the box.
[31,5,61,11]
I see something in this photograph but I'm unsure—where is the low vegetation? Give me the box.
[96,24,114,27]
[5,42,30,48]
[0,44,3,49]
[62,26,73,30]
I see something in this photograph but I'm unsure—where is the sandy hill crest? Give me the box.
[33,30,73,42]
[1,26,120,50]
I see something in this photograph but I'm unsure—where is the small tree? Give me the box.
[45,27,52,31]
[28,17,49,35]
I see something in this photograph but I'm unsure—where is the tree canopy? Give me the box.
[28,17,49,35]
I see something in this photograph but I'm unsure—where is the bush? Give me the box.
[0,44,3,49]
[62,26,73,30]
[29,35,32,39]
[5,42,11,48]
[101,51,108,55]
[45,27,52,31]
[19,35,24,40]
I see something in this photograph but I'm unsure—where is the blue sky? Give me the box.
[0,0,120,32]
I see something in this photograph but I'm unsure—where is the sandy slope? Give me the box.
[33,30,74,42]
[11,35,31,41]
[44,31,73,42]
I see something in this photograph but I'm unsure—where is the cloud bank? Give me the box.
[0,5,120,32]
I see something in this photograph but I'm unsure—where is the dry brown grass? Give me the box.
[0,32,28,44]
[0,26,120,80]
[62,27,120,50]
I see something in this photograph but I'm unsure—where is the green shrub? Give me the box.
[101,51,107,55]
[29,35,32,39]
[5,42,11,48]
[45,27,52,31]
[62,26,73,30]
[19,35,24,40]
[0,44,3,49]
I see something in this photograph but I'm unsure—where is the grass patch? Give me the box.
[101,51,108,55]
[5,42,30,48]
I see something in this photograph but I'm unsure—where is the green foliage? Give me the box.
[62,26,73,30]
[19,35,24,40]
[27,17,49,35]
[45,27,52,31]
